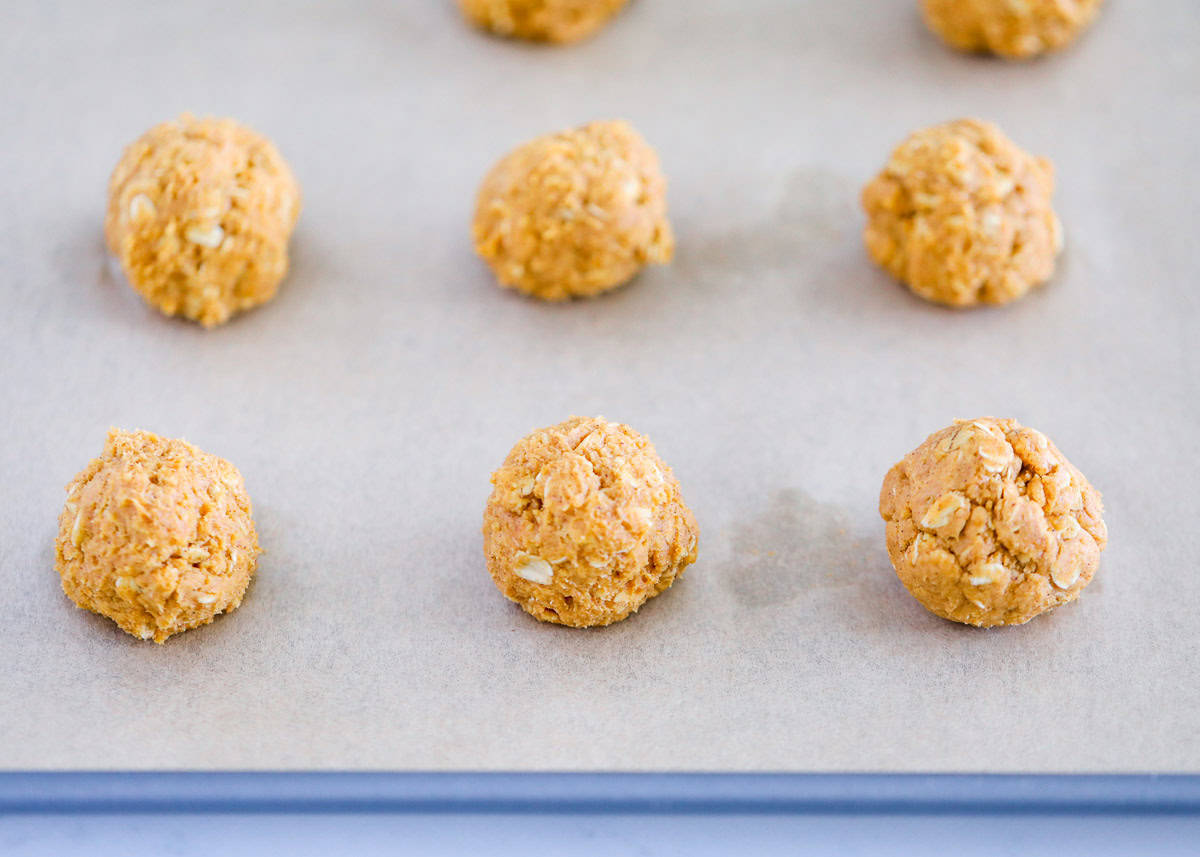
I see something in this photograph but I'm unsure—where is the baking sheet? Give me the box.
[4,776,1199,857]
[2,0,1198,772]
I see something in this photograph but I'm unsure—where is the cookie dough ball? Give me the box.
[880,418,1107,627]
[105,114,301,327]
[921,0,1102,59]
[862,119,1061,307]
[55,429,261,643]
[472,120,674,300]
[483,416,699,627]
[458,0,628,44]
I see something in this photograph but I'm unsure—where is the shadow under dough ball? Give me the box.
[105,114,301,327]
[879,418,1107,627]
[471,120,674,301]
[861,118,1061,307]
[483,416,699,627]
[921,0,1103,59]
[458,0,629,44]
[55,429,261,643]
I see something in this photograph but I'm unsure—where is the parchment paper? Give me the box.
[2,0,1198,772]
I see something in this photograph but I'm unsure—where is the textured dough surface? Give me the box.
[458,0,628,44]
[483,416,699,627]
[921,0,1102,59]
[879,418,1107,627]
[105,114,301,327]
[55,429,261,643]
[472,120,674,301]
[862,118,1061,307]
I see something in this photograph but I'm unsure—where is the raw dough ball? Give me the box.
[862,119,1061,307]
[472,120,674,300]
[879,418,1107,627]
[921,0,1102,59]
[458,0,628,44]
[105,114,301,327]
[483,416,699,627]
[55,429,261,643]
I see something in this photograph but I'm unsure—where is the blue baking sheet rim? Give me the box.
[2,773,1198,815]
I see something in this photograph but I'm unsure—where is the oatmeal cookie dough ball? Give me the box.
[921,0,1102,59]
[472,120,674,300]
[55,429,261,643]
[880,418,1107,627]
[105,114,301,327]
[483,416,699,627]
[862,119,1061,307]
[458,0,628,44]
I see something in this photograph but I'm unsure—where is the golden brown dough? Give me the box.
[921,0,1103,59]
[862,118,1061,307]
[483,416,699,627]
[880,418,1107,627]
[54,429,261,643]
[458,0,628,44]
[472,120,673,301]
[105,114,301,327]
